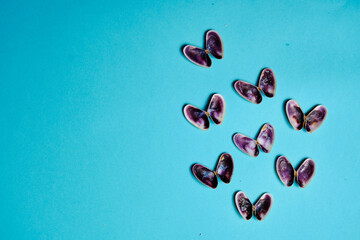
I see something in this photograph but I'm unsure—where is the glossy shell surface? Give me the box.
[215,153,234,184]
[257,123,275,153]
[233,133,259,157]
[191,164,218,189]
[276,156,295,187]
[286,100,305,131]
[234,80,262,104]
[234,191,253,220]
[258,68,276,98]
[305,105,327,133]
[207,94,226,125]
[296,158,316,188]
[183,105,210,130]
[183,45,211,68]
[205,30,224,59]
[254,193,273,221]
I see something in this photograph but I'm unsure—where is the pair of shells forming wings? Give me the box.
[183,30,224,68]
[285,100,327,133]
[235,192,273,221]
[183,94,226,130]
[234,68,276,104]
[276,156,316,188]
[233,124,275,157]
[192,153,234,189]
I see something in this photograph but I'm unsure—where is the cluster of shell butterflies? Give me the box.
[182,30,328,221]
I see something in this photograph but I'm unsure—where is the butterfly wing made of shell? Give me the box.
[233,133,259,157]
[296,158,316,188]
[276,156,295,187]
[191,164,218,189]
[207,94,226,125]
[183,105,210,130]
[234,80,262,104]
[285,99,305,130]
[215,153,234,184]
[258,68,276,98]
[254,193,273,221]
[205,30,224,59]
[234,191,253,220]
[183,45,211,68]
[304,105,327,133]
[256,123,275,153]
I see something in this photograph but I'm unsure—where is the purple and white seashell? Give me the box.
[191,153,234,189]
[183,94,225,130]
[183,30,223,68]
[234,68,276,104]
[285,99,327,133]
[235,191,273,221]
[233,80,262,104]
[257,123,275,153]
[275,156,316,188]
[233,124,275,157]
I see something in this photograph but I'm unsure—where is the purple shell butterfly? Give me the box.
[233,123,275,157]
[191,153,234,189]
[235,191,273,221]
[276,156,316,188]
[183,94,226,130]
[183,30,224,68]
[285,99,327,133]
[234,68,276,104]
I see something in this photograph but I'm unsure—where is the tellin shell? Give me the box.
[205,30,224,59]
[234,80,262,104]
[258,68,276,98]
[183,45,211,68]
[183,105,210,130]
[207,94,226,125]
[191,164,218,189]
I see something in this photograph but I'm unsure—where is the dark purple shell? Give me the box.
[234,80,262,104]
[257,123,275,153]
[207,94,226,125]
[276,156,295,187]
[192,164,218,189]
[258,68,276,98]
[183,45,211,68]
[305,105,327,133]
[235,191,253,220]
[254,193,273,221]
[296,158,316,188]
[183,105,210,130]
[286,100,305,131]
[205,30,224,59]
[215,153,234,184]
[233,133,259,157]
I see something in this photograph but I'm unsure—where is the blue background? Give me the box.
[1,0,359,239]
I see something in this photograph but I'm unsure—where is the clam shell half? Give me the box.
[191,164,218,189]
[285,99,305,131]
[257,123,275,153]
[234,80,262,104]
[207,94,226,125]
[234,191,253,220]
[305,105,327,133]
[205,30,224,59]
[258,68,276,98]
[183,45,211,68]
[296,158,316,188]
[183,105,210,130]
[254,193,273,221]
[276,156,295,187]
[215,153,234,184]
[233,133,260,157]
